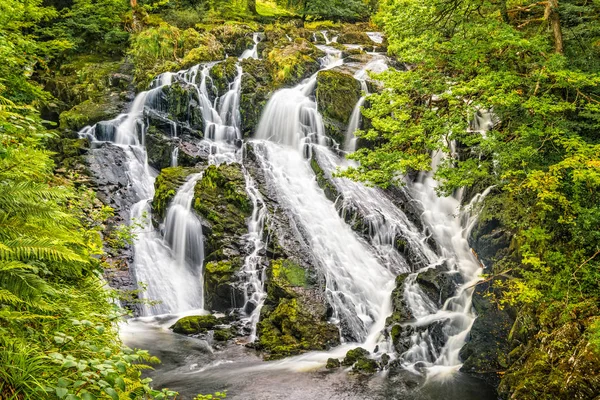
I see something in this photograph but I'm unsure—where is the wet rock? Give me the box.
[266,38,324,87]
[209,57,239,98]
[210,24,255,57]
[342,347,370,366]
[145,126,177,171]
[316,69,361,145]
[152,167,199,222]
[213,329,234,341]
[59,93,125,132]
[257,258,340,359]
[85,143,142,220]
[204,258,246,311]
[459,279,514,387]
[415,267,460,305]
[240,58,273,137]
[171,315,221,334]
[353,358,378,374]
[337,31,373,46]
[326,358,341,369]
[193,163,252,311]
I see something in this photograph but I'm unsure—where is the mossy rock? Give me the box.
[266,38,325,86]
[316,69,361,127]
[59,94,124,132]
[310,156,339,202]
[209,57,240,98]
[213,329,233,341]
[204,258,245,311]
[342,347,370,366]
[326,358,341,369]
[352,358,378,374]
[337,32,373,46]
[209,24,255,56]
[152,166,198,221]
[240,58,274,137]
[181,33,225,69]
[161,82,204,131]
[257,297,340,360]
[171,315,219,334]
[145,126,176,171]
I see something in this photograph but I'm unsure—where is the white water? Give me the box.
[82,36,491,382]
[398,151,489,376]
[240,173,267,341]
[254,46,395,346]
[240,33,261,60]
[345,57,389,152]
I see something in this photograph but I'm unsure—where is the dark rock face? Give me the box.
[85,143,146,220]
[459,279,514,387]
[316,68,361,145]
[192,163,252,311]
[240,58,273,137]
[458,218,515,386]
[257,260,340,360]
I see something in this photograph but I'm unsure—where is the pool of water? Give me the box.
[121,318,498,400]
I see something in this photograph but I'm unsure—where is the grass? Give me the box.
[256,0,296,18]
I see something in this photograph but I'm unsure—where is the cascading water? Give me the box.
[398,150,490,375]
[240,173,268,341]
[241,33,262,60]
[345,57,388,152]
[133,173,205,315]
[253,47,396,346]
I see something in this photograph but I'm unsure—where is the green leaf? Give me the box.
[61,360,77,369]
[104,387,119,400]
[55,387,69,398]
[81,393,97,400]
[114,377,126,391]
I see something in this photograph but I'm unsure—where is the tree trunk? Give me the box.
[247,0,257,14]
[545,0,564,54]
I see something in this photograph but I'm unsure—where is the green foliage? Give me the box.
[279,0,369,21]
[346,0,600,396]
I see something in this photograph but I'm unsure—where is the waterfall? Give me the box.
[399,150,490,375]
[240,172,268,341]
[345,57,389,152]
[253,46,396,345]
[133,173,205,315]
[241,33,261,60]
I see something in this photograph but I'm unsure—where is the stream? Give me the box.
[81,33,498,399]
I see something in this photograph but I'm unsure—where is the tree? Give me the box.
[282,0,368,21]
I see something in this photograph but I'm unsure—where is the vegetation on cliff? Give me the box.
[345,0,600,397]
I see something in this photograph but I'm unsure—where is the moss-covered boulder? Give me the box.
[213,329,234,341]
[152,167,198,222]
[204,258,245,311]
[240,58,274,137]
[337,31,373,46]
[209,57,240,98]
[316,69,361,144]
[193,163,252,311]
[160,82,204,133]
[257,258,340,359]
[310,156,339,203]
[209,24,255,57]
[326,358,341,369]
[181,33,225,69]
[59,93,125,132]
[193,163,252,260]
[171,315,219,334]
[145,126,177,171]
[266,38,324,87]
[342,347,370,366]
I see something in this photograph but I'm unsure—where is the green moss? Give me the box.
[213,329,233,341]
[210,57,240,96]
[205,259,240,286]
[181,33,225,68]
[152,167,197,221]
[171,315,219,334]
[326,358,341,369]
[310,157,339,202]
[352,358,378,374]
[267,39,324,86]
[203,258,244,311]
[271,259,307,288]
[316,69,361,126]
[342,347,370,366]
[257,298,340,360]
[59,95,123,131]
